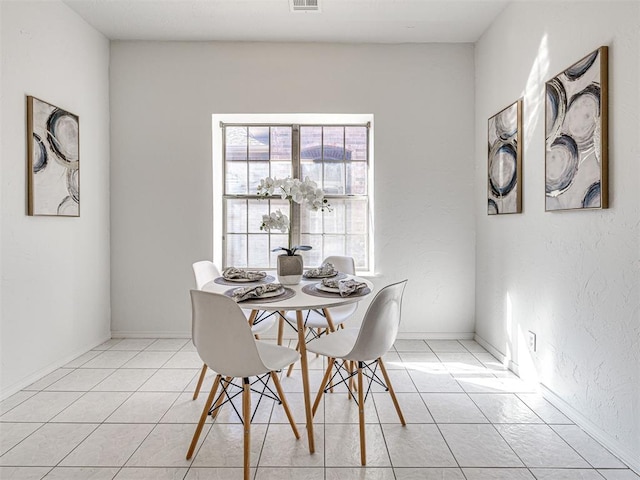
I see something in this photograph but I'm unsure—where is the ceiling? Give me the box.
[62,0,511,43]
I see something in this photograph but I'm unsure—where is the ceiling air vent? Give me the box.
[290,0,321,13]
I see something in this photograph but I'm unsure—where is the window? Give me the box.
[219,119,371,271]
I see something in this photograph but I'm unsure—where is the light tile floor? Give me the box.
[1,338,637,480]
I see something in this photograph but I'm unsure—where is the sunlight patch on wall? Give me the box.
[523,33,550,147]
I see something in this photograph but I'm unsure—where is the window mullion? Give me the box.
[291,125,301,248]
[245,128,250,265]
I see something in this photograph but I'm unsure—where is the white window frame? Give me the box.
[212,113,375,275]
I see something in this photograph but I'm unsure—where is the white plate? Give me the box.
[316,283,340,294]
[235,286,285,299]
[258,287,285,298]
[304,272,338,279]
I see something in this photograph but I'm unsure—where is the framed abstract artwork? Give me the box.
[487,99,522,215]
[545,46,608,211]
[27,96,79,216]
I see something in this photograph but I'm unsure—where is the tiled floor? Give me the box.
[1,338,637,480]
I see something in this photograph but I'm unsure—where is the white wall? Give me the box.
[475,1,640,469]
[109,42,476,338]
[0,1,111,397]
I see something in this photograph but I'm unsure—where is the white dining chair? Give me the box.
[186,290,300,480]
[191,260,278,400]
[305,279,408,465]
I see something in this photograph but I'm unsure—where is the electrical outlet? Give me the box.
[528,331,537,352]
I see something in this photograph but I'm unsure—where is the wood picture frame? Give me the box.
[487,99,523,215]
[27,96,79,216]
[545,46,608,211]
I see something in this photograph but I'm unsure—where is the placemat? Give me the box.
[301,283,371,299]
[224,286,296,304]
[214,275,275,286]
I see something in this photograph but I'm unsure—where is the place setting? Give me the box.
[214,266,276,286]
[302,262,348,281]
[302,277,371,298]
[224,281,296,304]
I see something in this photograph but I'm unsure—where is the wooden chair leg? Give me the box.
[277,313,284,345]
[313,329,321,358]
[347,360,354,400]
[312,357,335,417]
[348,361,358,400]
[211,376,232,420]
[187,374,221,459]
[286,337,301,377]
[322,308,336,333]
[271,372,300,439]
[242,378,251,480]
[357,362,366,465]
[378,357,406,425]
[193,363,208,400]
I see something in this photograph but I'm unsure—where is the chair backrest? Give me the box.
[323,255,356,275]
[190,289,267,378]
[346,280,408,362]
[192,260,220,290]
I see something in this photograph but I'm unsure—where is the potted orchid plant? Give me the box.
[257,176,331,284]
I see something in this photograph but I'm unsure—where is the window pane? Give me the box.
[345,126,367,161]
[300,127,322,159]
[248,126,269,160]
[249,162,270,194]
[323,200,345,234]
[271,160,292,179]
[271,127,292,161]
[300,161,321,183]
[226,161,247,194]
[226,199,247,233]
[270,198,290,218]
[324,235,346,257]
[270,233,289,250]
[300,235,324,268]
[347,235,368,269]
[324,162,345,194]
[226,234,247,268]
[346,161,367,195]
[248,199,269,233]
[225,127,247,161]
[323,127,344,161]
[300,204,323,234]
[301,234,323,266]
[345,198,367,234]
[248,234,269,267]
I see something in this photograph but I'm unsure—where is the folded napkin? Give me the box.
[303,262,337,278]
[321,278,368,297]
[232,283,283,302]
[222,267,267,281]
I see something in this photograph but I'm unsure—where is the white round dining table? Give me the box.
[202,275,374,455]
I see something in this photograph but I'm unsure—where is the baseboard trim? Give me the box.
[0,335,112,401]
[110,331,191,339]
[111,330,476,341]
[396,332,475,340]
[473,333,520,375]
